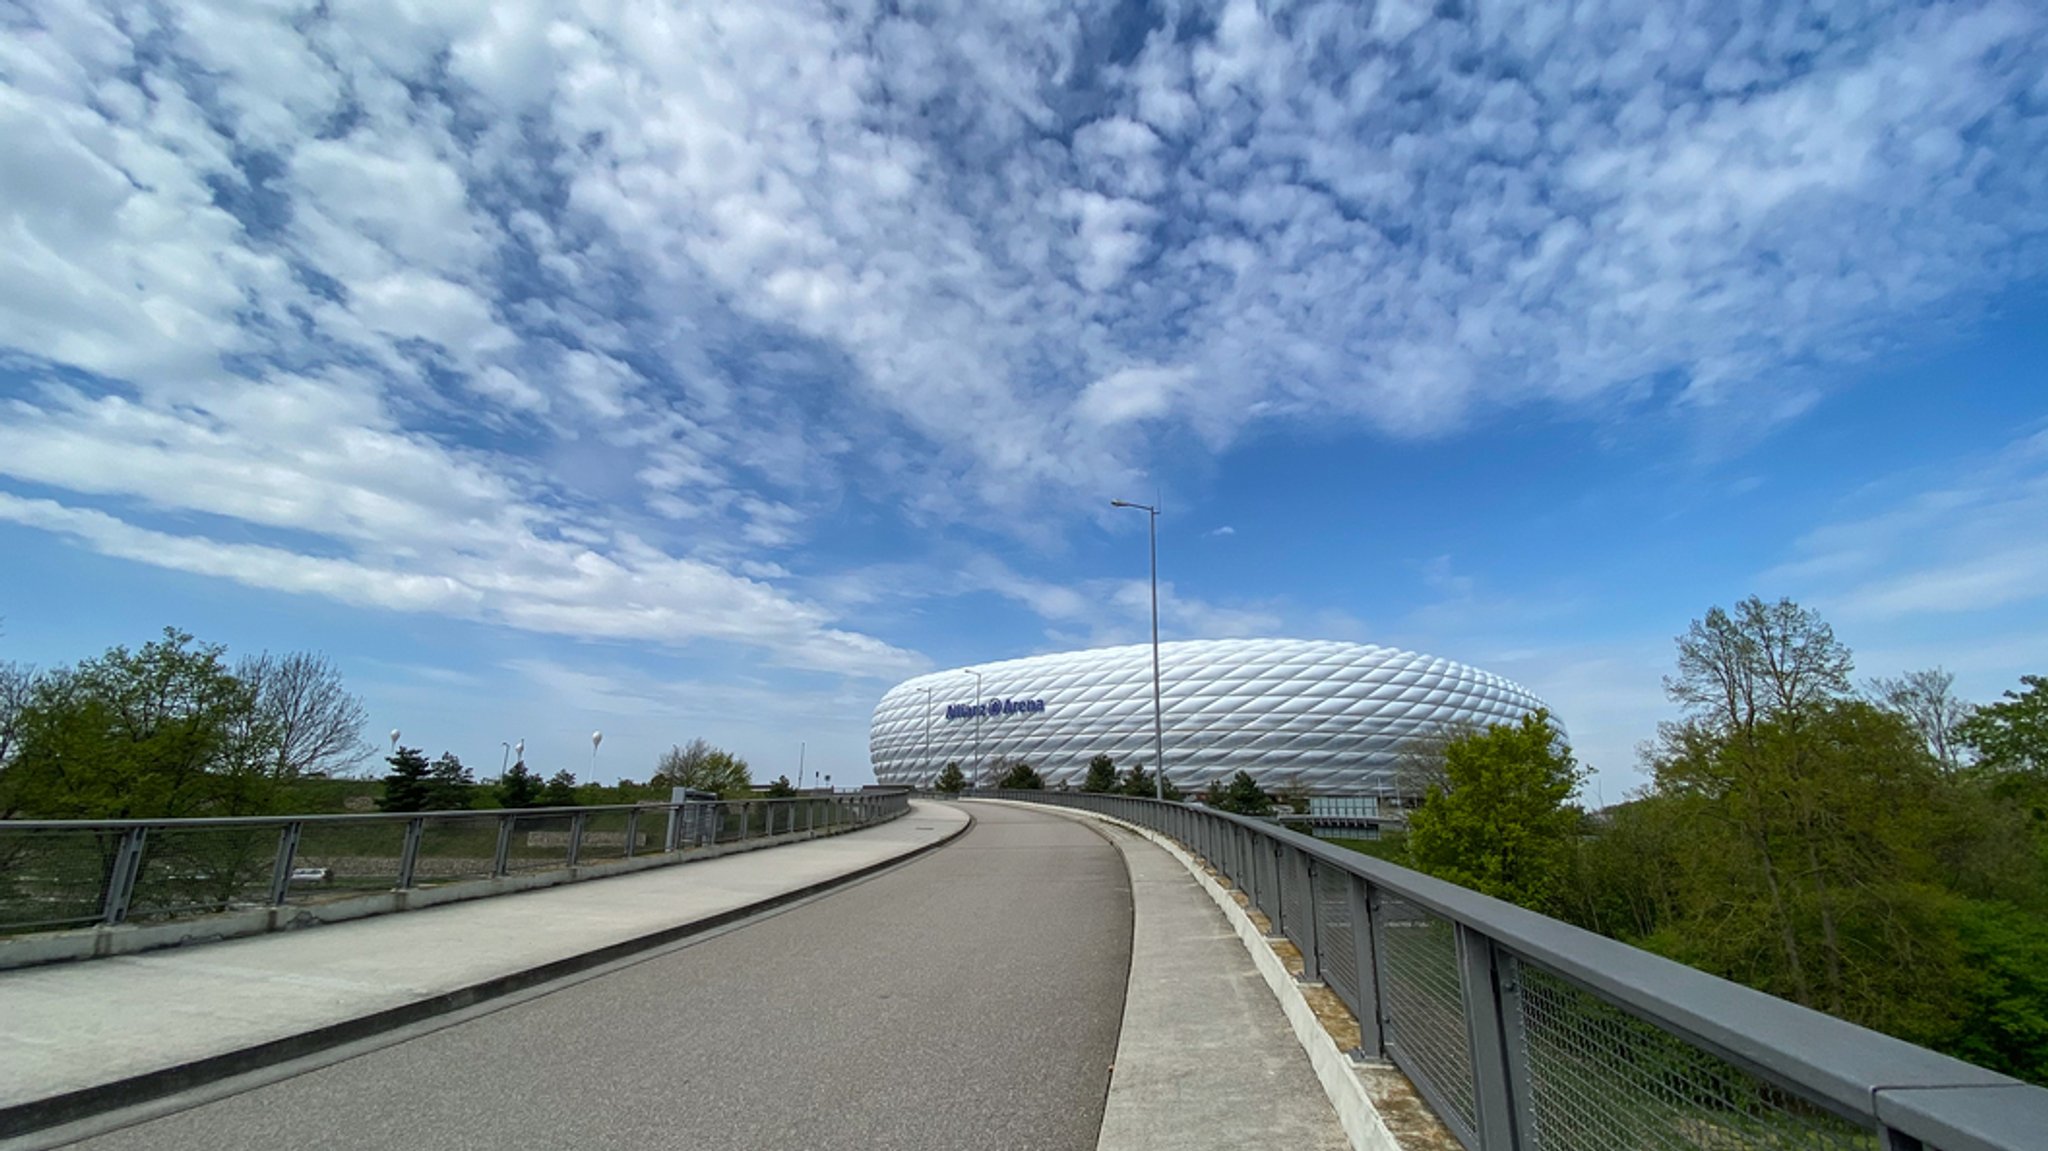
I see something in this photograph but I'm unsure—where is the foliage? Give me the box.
[1406,710,1583,911]
[540,770,579,807]
[377,747,433,812]
[1080,753,1119,793]
[1868,667,1974,771]
[651,738,753,798]
[1959,674,2048,777]
[423,753,475,811]
[765,774,798,798]
[1207,770,1274,816]
[997,761,1044,789]
[495,760,543,808]
[1119,762,1182,801]
[934,762,966,794]
[235,651,371,779]
[1,629,284,819]
[0,660,35,775]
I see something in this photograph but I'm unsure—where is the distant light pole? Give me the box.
[500,741,512,779]
[798,741,807,789]
[1111,499,1166,802]
[920,686,936,787]
[389,729,401,754]
[590,730,603,778]
[961,668,983,790]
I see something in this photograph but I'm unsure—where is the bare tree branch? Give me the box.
[238,651,372,779]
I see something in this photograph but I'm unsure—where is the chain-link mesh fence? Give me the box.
[1517,962,1877,1151]
[1378,894,1478,1141]
[0,827,119,932]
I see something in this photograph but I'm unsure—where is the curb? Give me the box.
[974,800,1398,1151]
[0,807,974,1141]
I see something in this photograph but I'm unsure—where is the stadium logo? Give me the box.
[945,698,1046,720]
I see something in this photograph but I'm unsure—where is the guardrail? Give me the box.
[982,790,2048,1151]
[0,790,910,936]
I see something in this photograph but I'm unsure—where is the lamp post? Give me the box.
[920,686,936,788]
[798,741,807,790]
[500,741,512,779]
[961,668,982,790]
[1111,499,1166,802]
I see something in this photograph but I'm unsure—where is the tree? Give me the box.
[766,775,798,797]
[0,629,281,819]
[1080,754,1119,793]
[377,747,433,812]
[423,753,475,811]
[998,761,1044,789]
[651,738,752,797]
[236,651,371,779]
[1391,722,1467,805]
[935,762,966,794]
[1207,770,1274,816]
[495,760,543,808]
[1120,763,1182,801]
[1959,675,2048,777]
[0,661,35,780]
[1869,667,1974,771]
[1407,710,1584,911]
[540,770,579,807]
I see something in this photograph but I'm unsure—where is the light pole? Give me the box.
[920,686,935,787]
[500,741,511,779]
[961,668,982,790]
[1111,499,1166,802]
[798,741,807,789]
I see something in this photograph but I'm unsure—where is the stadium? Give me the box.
[868,638,1551,797]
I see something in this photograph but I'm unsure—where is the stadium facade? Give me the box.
[868,638,1551,795]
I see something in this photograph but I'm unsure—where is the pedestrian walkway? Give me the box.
[0,801,968,1127]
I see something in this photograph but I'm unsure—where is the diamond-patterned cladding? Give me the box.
[868,638,1551,791]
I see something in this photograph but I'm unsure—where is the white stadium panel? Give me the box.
[868,638,1552,794]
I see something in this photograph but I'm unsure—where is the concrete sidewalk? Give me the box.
[0,801,968,1129]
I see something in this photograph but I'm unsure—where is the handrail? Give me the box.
[979,789,2048,1151]
[0,790,912,934]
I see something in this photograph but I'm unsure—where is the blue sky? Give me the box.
[1,0,2044,796]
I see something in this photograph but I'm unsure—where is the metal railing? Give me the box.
[982,790,2048,1151]
[0,790,910,935]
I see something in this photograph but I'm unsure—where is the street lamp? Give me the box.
[920,686,936,787]
[1111,499,1166,802]
[500,741,512,779]
[961,668,982,790]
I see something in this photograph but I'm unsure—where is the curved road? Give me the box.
[72,804,1134,1151]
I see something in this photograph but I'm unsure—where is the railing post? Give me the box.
[567,811,586,866]
[1271,842,1288,936]
[623,808,640,858]
[494,814,515,875]
[1348,876,1387,1058]
[268,821,304,906]
[396,817,426,889]
[1301,855,1323,983]
[103,826,149,925]
[1457,923,1533,1151]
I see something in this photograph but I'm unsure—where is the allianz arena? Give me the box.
[868,638,1551,794]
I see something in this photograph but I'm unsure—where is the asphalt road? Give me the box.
[68,804,1134,1151]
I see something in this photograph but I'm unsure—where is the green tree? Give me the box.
[540,770,579,807]
[1959,675,2048,776]
[1207,770,1274,816]
[651,738,753,797]
[495,760,542,808]
[1080,754,1118,793]
[377,747,433,812]
[1,629,281,819]
[935,762,966,794]
[1120,763,1182,801]
[1406,710,1583,911]
[766,774,798,797]
[998,761,1044,789]
[423,752,475,811]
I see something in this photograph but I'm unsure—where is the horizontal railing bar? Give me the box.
[0,791,906,832]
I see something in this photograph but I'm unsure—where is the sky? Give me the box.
[1,0,2044,798]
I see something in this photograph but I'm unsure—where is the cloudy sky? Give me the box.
[2,0,2044,794]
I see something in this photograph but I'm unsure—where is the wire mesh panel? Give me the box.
[410,815,504,886]
[1379,893,1479,1142]
[574,809,640,864]
[127,826,277,920]
[1516,963,1878,1151]
[504,814,575,873]
[292,820,407,899]
[0,828,118,932]
[1317,863,1361,1013]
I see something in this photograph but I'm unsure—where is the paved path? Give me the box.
[1,801,967,1116]
[50,803,1136,1151]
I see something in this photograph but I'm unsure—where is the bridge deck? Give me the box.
[5,801,1351,1150]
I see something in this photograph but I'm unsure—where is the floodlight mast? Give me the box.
[1110,499,1166,802]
